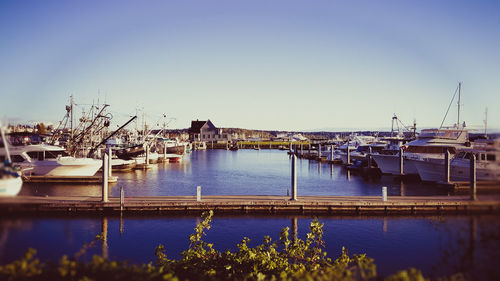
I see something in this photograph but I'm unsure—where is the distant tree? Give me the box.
[36,123,47,135]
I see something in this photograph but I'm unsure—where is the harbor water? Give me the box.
[4,150,500,280]
[21,149,450,197]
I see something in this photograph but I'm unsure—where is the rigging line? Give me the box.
[439,85,459,129]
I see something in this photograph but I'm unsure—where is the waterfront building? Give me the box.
[189,119,234,142]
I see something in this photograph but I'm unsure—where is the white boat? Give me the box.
[0,176,22,196]
[0,125,22,196]
[110,158,136,171]
[0,144,102,177]
[413,138,500,182]
[148,152,159,164]
[372,128,470,176]
[333,135,380,163]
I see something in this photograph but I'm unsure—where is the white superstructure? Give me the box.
[0,144,102,177]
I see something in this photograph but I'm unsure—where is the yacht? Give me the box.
[372,128,469,176]
[413,138,500,182]
[0,144,102,177]
[333,135,379,163]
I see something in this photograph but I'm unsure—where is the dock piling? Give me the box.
[102,153,109,203]
[291,154,297,201]
[382,186,387,202]
[318,144,321,159]
[346,146,351,165]
[444,150,450,183]
[163,143,167,161]
[145,145,150,167]
[197,186,202,202]
[107,147,112,178]
[330,145,334,162]
[399,147,404,175]
[470,155,477,201]
[368,146,372,167]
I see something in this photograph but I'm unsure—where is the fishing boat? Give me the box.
[0,143,102,177]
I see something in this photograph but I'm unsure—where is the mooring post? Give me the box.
[470,154,476,201]
[318,144,321,160]
[163,142,167,161]
[300,143,303,156]
[289,141,292,152]
[145,145,150,167]
[382,186,387,202]
[330,144,334,162]
[399,147,404,175]
[197,185,202,202]
[346,146,351,165]
[308,143,311,154]
[444,150,450,183]
[368,146,372,168]
[291,154,297,201]
[120,186,124,213]
[102,153,109,202]
[107,147,113,178]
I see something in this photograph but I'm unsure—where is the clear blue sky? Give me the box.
[1,0,499,132]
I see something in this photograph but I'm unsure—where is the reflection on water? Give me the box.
[0,215,499,280]
[18,150,451,197]
[20,182,110,197]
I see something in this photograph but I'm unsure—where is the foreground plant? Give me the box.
[0,211,460,281]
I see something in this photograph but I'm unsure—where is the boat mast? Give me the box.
[484,107,488,137]
[70,95,74,140]
[457,82,461,128]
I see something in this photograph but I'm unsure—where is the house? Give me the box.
[189,120,233,142]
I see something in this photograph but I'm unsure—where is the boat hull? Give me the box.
[20,158,102,177]
[371,154,418,175]
[413,158,500,182]
[166,145,185,155]
[0,177,22,196]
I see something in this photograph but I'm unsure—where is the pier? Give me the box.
[1,195,499,216]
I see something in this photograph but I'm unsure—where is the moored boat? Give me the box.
[413,138,500,182]
[0,144,102,177]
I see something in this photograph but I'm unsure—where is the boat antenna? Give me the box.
[439,83,460,129]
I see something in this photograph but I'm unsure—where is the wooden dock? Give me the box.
[1,195,499,216]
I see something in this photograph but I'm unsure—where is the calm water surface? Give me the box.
[21,150,450,197]
[6,150,500,280]
[0,215,499,280]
